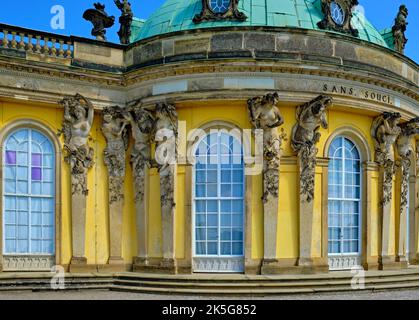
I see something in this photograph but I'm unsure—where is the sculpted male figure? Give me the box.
[291,95,332,152]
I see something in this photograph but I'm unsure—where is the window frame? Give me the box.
[2,128,56,256]
[0,120,61,271]
[192,130,246,259]
[327,136,363,257]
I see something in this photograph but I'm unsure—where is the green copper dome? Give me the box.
[131,0,389,48]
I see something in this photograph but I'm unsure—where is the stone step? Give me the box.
[112,280,419,295]
[0,276,113,291]
[114,274,419,289]
[115,268,419,283]
[0,285,111,292]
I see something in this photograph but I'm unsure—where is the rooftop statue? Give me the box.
[115,0,134,45]
[83,2,115,41]
[392,5,408,54]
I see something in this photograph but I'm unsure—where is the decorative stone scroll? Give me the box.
[102,106,130,267]
[193,0,247,24]
[247,93,286,267]
[371,112,401,268]
[317,0,359,37]
[392,5,408,54]
[396,117,419,264]
[154,102,178,273]
[83,3,115,41]
[128,101,155,269]
[291,95,332,267]
[114,0,133,45]
[58,94,95,268]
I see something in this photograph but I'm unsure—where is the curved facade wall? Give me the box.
[0,22,416,274]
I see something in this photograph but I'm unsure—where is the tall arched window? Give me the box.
[328,136,361,270]
[193,131,245,273]
[3,128,55,261]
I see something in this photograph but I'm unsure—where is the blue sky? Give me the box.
[0,0,417,63]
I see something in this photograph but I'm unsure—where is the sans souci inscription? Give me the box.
[323,84,393,105]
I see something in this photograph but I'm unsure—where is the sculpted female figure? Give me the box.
[59,93,95,195]
[154,103,178,172]
[248,92,284,130]
[127,102,155,203]
[247,92,286,203]
[62,94,94,152]
[102,106,130,179]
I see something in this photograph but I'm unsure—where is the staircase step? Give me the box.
[112,280,419,295]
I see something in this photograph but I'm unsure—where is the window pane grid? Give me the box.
[194,133,244,258]
[3,129,55,255]
[328,137,361,256]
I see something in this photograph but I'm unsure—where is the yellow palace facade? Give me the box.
[0,0,417,277]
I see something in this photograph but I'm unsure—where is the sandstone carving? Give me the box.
[291,95,332,202]
[155,102,178,208]
[392,5,408,54]
[58,94,95,196]
[114,0,133,45]
[102,106,130,204]
[247,92,286,203]
[371,112,401,163]
[83,3,115,41]
[128,102,155,203]
[317,0,359,37]
[397,117,419,207]
[371,112,401,205]
[193,0,247,24]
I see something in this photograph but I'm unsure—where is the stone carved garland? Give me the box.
[58,94,95,196]
[102,106,130,204]
[128,102,155,203]
[317,0,359,37]
[247,92,286,203]
[291,95,332,203]
[193,0,247,23]
[154,103,178,209]
[392,5,408,54]
[371,112,402,206]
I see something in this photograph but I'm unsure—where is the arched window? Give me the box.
[193,131,245,273]
[3,128,55,257]
[328,136,361,270]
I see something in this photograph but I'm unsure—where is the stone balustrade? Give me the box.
[0,23,73,58]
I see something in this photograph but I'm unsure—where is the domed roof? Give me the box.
[131,0,389,48]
